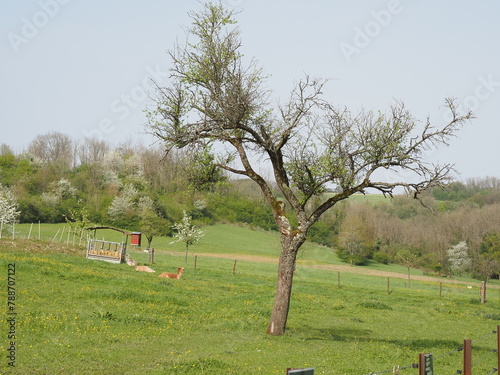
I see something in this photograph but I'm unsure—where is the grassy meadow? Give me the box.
[1,224,500,374]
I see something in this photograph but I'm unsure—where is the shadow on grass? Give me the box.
[160,358,238,374]
[295,326,373,342]
[293,325,461,351]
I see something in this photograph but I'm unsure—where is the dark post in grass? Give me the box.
[463,339,472,375]
[497,326,500,373]
[233,259,237,275]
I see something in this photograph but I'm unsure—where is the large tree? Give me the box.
[27,131,74,169]
[146,3,473,335]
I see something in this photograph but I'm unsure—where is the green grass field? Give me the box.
[2,224,500,374]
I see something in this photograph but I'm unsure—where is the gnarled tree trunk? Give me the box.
[266,231,307,336]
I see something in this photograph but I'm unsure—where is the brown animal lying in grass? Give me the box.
[159,267,184,279]
[135,265,155,273]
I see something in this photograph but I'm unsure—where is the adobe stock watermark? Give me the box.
[82,65,169,141]
[443,74,500,122]
[7,0,72,54]
[339,0,411,64]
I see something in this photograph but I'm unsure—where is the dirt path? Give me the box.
[164,250,495,288]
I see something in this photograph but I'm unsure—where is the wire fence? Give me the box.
[364,327,500,375]
[6,223,500,293]
[2,222,91,246]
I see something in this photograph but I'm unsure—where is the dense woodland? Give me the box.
[1,132,500,279]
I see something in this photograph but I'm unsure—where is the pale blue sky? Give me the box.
[1,0,499,180]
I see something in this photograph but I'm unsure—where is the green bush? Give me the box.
[337,248,368,265]
[208,194,276,231]
[373,251,390,264]
[308,220,334,247]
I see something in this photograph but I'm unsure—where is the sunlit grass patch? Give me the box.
[3,229,500,374]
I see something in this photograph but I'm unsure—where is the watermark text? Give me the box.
[82,65,169,141]
[6,263,17,368]
[7,0,72,53]
[340,0,408,63]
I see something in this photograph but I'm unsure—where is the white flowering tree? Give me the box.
[447,241,471,276]
[171,210,205,262]
[107,184,139,220]
[0,184,20,238]
[41,178,78,206]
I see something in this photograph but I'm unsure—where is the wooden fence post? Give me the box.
[28,223,33,240]
[418,353,424,375]
[497,325,500,373]
[233,259,237,274]
[387,278,391,294]
[148,248,155,264]
[194,255,198,271]
[463,339,472,375]
[337,271,341,288]
[52,229,60,242]
[418,353,434,375]
[439,282,443,298]
[480,281,486,303]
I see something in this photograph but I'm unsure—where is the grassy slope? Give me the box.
[2,225,500,374]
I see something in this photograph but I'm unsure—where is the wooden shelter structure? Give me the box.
[85,226,141,264]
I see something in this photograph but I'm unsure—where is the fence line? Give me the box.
[7,224,94,247]
[31,226,497,298]
[364,327,500,375]
[5,225,500,293]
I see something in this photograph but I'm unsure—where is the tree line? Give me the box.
[1,132,499,282]
[333,187,500,282]
[0,133,277,241]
